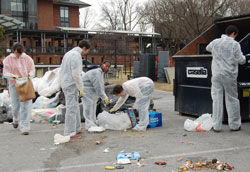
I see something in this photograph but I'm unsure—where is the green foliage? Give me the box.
[0,27,5,43]
[0,26,5,57]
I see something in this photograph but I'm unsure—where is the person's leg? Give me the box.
[63,86,80,136]
[211,75,224,131]
[82,93,98,130]
[19,100,32,133]
[133,84,154,131]
[9,84,20,127]
[223,76,241,130]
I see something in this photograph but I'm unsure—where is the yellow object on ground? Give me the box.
[104,166,115,170]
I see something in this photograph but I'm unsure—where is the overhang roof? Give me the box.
[0,15,22,30]
[53,0,90,8]
[56,26,161,37]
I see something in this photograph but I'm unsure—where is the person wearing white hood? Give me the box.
[109,77,154,131]
[206,25,246,132]
[60,40,90,138]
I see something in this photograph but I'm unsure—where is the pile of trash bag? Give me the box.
[0,67,154,126]
[0,90,12,123]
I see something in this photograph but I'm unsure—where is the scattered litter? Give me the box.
[104,166,115,170]
[40,148,46,151]
[96,141,102,145]
[115,165,124,169]
[54,133,70,144]
[103,148,109,153]
[182,134,187,137]
[116,152,140,165]
[155,161,167,165]
[137,162,146,167]
[187,142,194,145]
[117,158,131,165]
[177,159,234,171]
[88,126,105,133]
[177,157,184,162]
[180,140,185,143]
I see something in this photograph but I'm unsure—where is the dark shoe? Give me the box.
[212,128,221,133]
[22,132,29,135]
[12,122,18,129]
[231,126,241,132]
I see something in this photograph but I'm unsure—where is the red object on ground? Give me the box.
[70,135,81,139]
[155,161,167,165]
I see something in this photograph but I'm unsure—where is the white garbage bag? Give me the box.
[0,90,11,107]
[184,113,213,132]
[54,133,70,144]
[33,91,61,109]
[88,126,105,133]
[97,111,132,130]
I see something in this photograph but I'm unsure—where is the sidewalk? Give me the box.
[0,90,250,172]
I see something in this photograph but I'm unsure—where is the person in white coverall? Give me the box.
[3,43,35,135]
[110,77,154,131]
[206,25,246,132]
[82,61,111,131]
[60,40,90,137]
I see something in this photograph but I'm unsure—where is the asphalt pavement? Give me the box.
[1,90,250,172]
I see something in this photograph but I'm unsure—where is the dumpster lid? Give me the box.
[172,55,212,60]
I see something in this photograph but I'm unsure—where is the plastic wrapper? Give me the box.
[184,113,213,132]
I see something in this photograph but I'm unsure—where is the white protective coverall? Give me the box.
[60,47,83,136]
[113,77,154,131]
[3,53,35,133]
[206,34,246,131]
[82,68,108,130]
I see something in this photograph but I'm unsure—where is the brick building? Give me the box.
[0,0,160,67]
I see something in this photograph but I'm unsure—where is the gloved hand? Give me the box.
[79,89,84,97]
[28,74,32,80]
[11,74,19,79]
[104,98,110,105]
[109,108,115,113]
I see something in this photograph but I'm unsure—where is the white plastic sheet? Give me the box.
[36,68,61,97]
[97,111,132,130]
[184,113,213,132]
[0,90,11,107]
[33,91,61,109]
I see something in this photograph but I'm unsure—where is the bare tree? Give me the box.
[80,8,96,28]
[143,0,234,55]
[228,0,250,16]
[98,0,143,31]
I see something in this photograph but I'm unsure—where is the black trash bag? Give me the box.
[0,106,12,123]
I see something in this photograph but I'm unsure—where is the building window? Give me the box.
[60,6,69,27]
[37,57,40,63]
[92,57,94,64]
[11,0,28,28]
[49,57,52,64]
